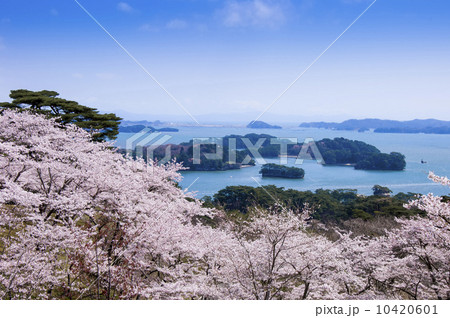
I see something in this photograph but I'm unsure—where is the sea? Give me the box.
[115,127,450,198]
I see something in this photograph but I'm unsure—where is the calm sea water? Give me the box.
[116,127,450,198]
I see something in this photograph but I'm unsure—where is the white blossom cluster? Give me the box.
[0,110,448,300]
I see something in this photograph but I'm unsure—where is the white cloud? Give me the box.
[220,0,287,28]
[166,19,188,30]
[117,2,134,13]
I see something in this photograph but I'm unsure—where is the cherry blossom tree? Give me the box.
[1,109,448,300]
[382,173,449,299]
[207,209,372,300]
[0,110,220,299]
[0,111,365,300]
[347,173,450,299]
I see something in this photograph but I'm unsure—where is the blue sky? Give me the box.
[0,0,449,123]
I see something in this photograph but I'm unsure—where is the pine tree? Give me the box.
[1,89,121,141]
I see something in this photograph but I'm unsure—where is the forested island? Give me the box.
[136,133,284,171]
[247,120,282,129]
[228,134,406,171]
[259,163,305,179]
[129,134,406,171]
[300,118,450,134]
[150,142,255,171]
[316,138,406,170]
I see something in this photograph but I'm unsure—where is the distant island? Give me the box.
[247,121,282,129]
[259,163,305,179]
[119,124,179,133]
[122,134,406,172]
[139,141,255,171]
[224,134,406,171]
[316,138,406,171]
[299,118,450,134]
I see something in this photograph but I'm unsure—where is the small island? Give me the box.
[259,163,305,179]
[247,121,282,129]
[156,127,179,132]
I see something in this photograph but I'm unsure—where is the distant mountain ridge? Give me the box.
[121,120,166,127]
[300,118,450,134]
[119,124,179,133]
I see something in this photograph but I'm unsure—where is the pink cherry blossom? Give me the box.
[0,110,448,300]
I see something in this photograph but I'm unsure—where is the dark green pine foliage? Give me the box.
[208,185,423,221]
[372,185,393,196]
[1,89,122,142]
[355,152,406,171]
[259,163,305,179]
[316,138,406,170]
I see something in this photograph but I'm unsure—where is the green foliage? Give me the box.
[351,209,373,220]
[315,138,406,170]
[372,185,393,196]
[210,185,422,222]
[225,135,407,171]
[259,163,305,179]
[393,192,420,202]
[315,137,381,164]
[1,89,122,141]
[355,152,406,171]
[124,134,406,172]
[148,141,255,171]
[213,186,259,212]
